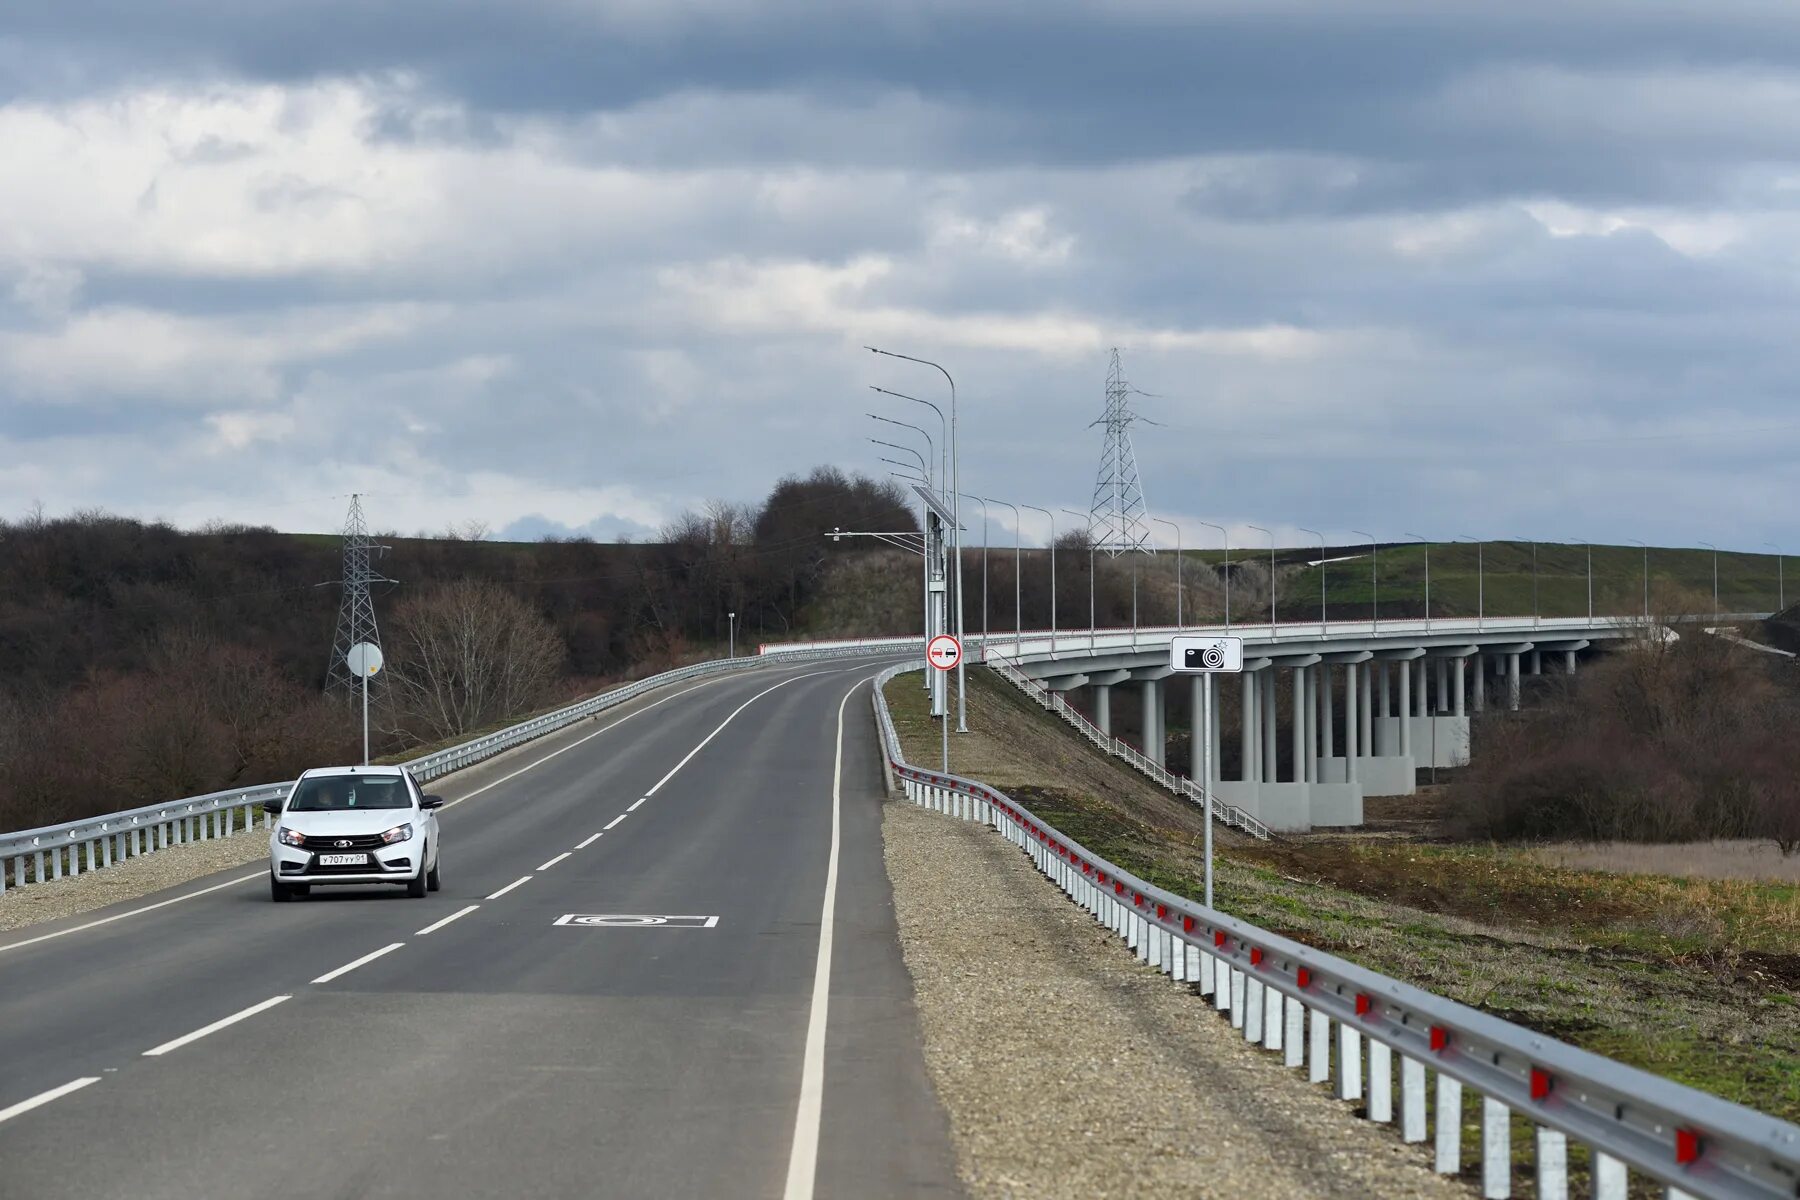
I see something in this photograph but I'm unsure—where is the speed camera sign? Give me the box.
[1169,635,1244,673]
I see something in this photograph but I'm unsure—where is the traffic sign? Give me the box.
[927,634,962,672]
[346,642,384,678]
[1169,635,1244,673]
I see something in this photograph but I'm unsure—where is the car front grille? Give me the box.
[298,833,387,851]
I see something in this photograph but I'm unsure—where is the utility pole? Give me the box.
[325,494,393,698]
[1088,349,1156,557]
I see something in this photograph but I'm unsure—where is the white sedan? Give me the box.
[264,766,443,901]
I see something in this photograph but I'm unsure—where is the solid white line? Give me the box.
[415,904,479,936]
[603,814,627,831]
[781,674,872,1200]
[486,875,532,900]
[143,995,291,1057]
[537,852,571,871]
[0,871,264,957]
[312,942,405,985]
[0,1077,102,1125]
[643,671,832,800]
[627,797,647,812]
[575,832,603,849]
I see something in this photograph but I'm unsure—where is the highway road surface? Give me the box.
[0,656,960,1200]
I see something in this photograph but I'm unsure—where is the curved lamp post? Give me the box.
[1151,517,1182,629]
[1352,529,1377,632]
[1453,536,1483,629]
[1625,538,1650,623]
[1404,533,1431,632]
[1022,504,1057,656]
[1299,526,1326,633]
[982,496,1023,655]
[1198,520,1229,630]
[1064,508,1096,650]
[1248,525,1275,636]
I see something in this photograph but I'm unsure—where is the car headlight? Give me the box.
[379,823,413,845]
[276,826,307,848]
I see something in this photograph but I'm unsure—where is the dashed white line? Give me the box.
[641,672,831,800]
[537,852,572,871]
[487,875,533,900]
[627,797,647,812]
[312,942,405,985]
[415,904,479,936]
[575,832,603,849]
[143,995,291,1057]
[0,871,264,957]
[0,1077,102,1125]
[603,814,628,831]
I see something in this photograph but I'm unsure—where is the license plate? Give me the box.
[317,853,369,867]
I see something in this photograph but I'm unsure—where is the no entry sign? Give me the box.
[927,634,962,672]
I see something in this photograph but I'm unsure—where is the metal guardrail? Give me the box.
[872,661,1800,1200]
[0,642,896,896]
[986,656,1272,840]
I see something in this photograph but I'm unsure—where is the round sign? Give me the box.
[927,634,962,672]
[346,641,384,678]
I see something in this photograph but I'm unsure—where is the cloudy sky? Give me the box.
[4,0,1800,551]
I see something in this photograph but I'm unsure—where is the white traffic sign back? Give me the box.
[927,634,962,672]
[1170,635,1244,673]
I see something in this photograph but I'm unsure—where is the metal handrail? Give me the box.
[872,662,1800,1200]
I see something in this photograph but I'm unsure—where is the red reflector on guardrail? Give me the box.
[1355,994,1372,1016]
[1530,1068,1552,1101]
[1250,948,1263,966]
[1134,894,1145,907]
[1214,931,1227,947]
[1183,916,1194,932]
[1676,1128,1701,1165]
[1430,1026,1448,1052]
[1156,904,1168,919]
[1115,882,1125,895]
[1296,968,1311,988]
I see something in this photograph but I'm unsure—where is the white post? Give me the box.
[361,670,370,766]
[1435,1075,1463,1174]
[1337,1023,1363,1101]
[1367,1040,1392,1122]
[1201,677,1214,908]
[1401,1056,1427,1142]
[1482,1098,1511,1199]
[1537,1127,1568,1200]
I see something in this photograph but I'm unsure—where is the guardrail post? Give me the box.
[33,849,45,883]
[1368,1039,1393,1122]
[50,845,62,880]
[1229,967,1246,1029]
[1245,976,1264,1042]
[1591,1152,1625,1199]
[1337,1024,1363,1101]
[1262,986,1282,1051]
[1535,1127,1567,1200]
[1401,1056,1427,1142]
[1434,1075,1462,1173]
[1482,1097,1510,1198]
[1197,948,1214,996]
[1309,1008,1330,1083]
[1214,960,1231,1014]
[1284,998,1304,1067]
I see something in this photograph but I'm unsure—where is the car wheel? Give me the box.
[426,855,441,892]
[407,858,429,898]
[270,873,291,903]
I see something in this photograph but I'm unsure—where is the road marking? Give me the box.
[603,814,627,830]
[627,797,647,812]
[0,871,264,957]
[642,672,832,799]
[312,942,405,985]
[143,995,291,1057]
[0,1077,102,1125]
[575,832,603,849]
[536,852,571,871]
[487,875,532,900]
[553,914,719,928]
[782,674,872,1200]
[416,904,479,936]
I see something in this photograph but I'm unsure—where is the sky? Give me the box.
[4,0,1800,552]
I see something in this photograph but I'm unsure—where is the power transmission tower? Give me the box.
[324,494,393,696]
[1088,348,1155,556]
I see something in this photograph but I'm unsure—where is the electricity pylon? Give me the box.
[1088,348,1155,556]
[324,494,393,696]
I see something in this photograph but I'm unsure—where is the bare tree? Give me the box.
[387,580,566,740]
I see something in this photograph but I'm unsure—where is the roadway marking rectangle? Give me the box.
[143,995,291,1057]
[552,914,719,929]
[312,942,405,985]
[416,904,479,936]
[627,797,647,812]
[603,814,628,830]
[537,852,572,871]
[487,875,533,900]
[0,1077,102,1125]
[575,832,603,849]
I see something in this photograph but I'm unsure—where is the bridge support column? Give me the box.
[1377,663,1391,724]
[1358,663,1372,756]
[1435,659,1449,714]
[1262,666,1278,782]
[1530,649,1542,676]
[1289,666,1306,783]
[1565,649,1577,675]
[1142,678,1164,767]
[1344,662,1359,783]
[1415,658,1429,718]
[1453,657,1466,718]
[1321,665,1335,763]
[1472,656,1485,713]
[1398,661,1413,758]
[1507,653,1521,710]
[1241,672,1257,782]
[1094,684,1112,736]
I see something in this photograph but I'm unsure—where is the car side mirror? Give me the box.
[420,796,445,810]
[261,799,283,816]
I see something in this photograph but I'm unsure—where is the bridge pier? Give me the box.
[1094,684,1111,736]
[1142,678,1163,767]
[1507,653,1522,710]
[1565,649,1577,675]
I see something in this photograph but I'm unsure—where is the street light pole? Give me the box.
[728,611,736,659]
[1626,538,1649,622]
[1198,521,1229,630]
[1352,530,1376,632]
[1023,504,1057,656]
[1764,542,1784,613]
[867,414,934,487]
[868,348,964,731]
[983,497,1023,655]
[1453,536,1483,628]
[1513,539,1539,628]
[870,439,928,483]
[1405,533,1431,631]
[1152,517,1182,628]
[1248,525,1275,636]
[1299,526,1326,633]
[870,387,946,490]
[1699,541,1719,627]
[1063,509,1096,650]
[1566,539,1592,622]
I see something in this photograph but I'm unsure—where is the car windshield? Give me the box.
[287,775,412,812]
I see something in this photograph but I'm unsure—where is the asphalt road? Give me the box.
[0,656,960,1200]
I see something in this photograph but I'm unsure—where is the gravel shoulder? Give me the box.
[883,798,1472,1199]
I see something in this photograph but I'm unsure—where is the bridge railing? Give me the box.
[0,642,896,896]
[872,661,1800,1200]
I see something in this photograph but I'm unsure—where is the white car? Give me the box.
[264,766,443,901]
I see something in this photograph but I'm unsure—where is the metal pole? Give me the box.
[984,497,1022,655]
[941,669,949,772]
[1249,525,1274,637]
[361,670,370,766]
[870,387,946,494]
[1023,504,1056,656]
[1405,533,1430,631]
[1063,509,1095,650]
[1352,530,1376,632]
[1199,520,1228,630]
[1454,536,1482,629]
[1764,542,1784,612]
[869,349,964,732]
[1300,526,1325,633]
[1627,538,1648,622]
[1152,517,1182,628]
[1700,541,1718,626]
[729,611,735,659]
[962,494,991,651]
[867,414,934,488]
[1201,676,1214,909]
